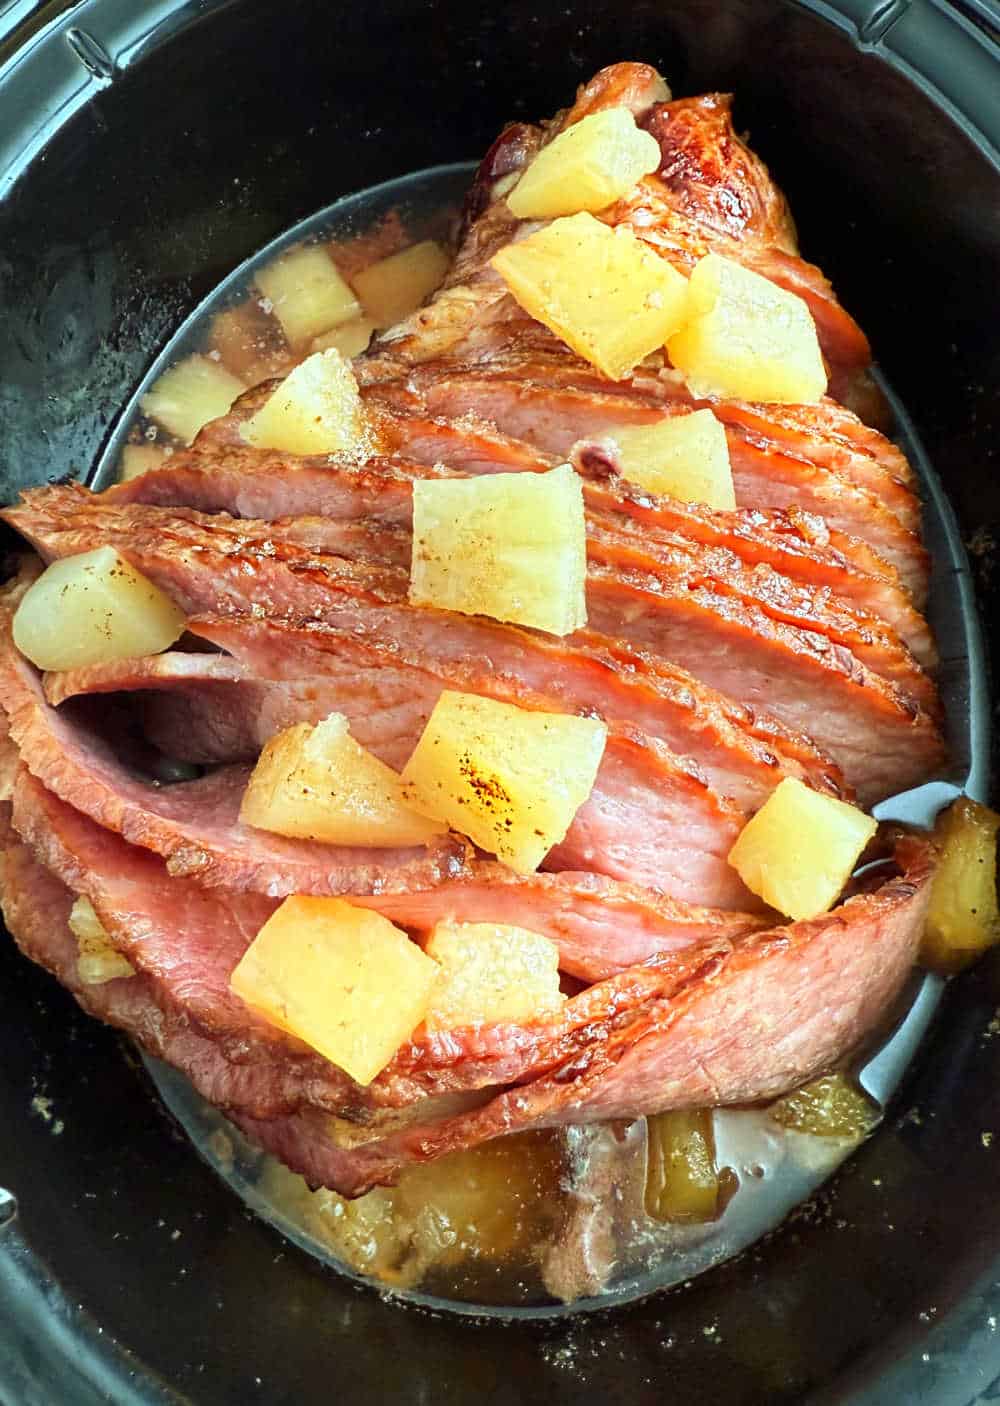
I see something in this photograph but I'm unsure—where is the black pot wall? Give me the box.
[1,2,1000,1403]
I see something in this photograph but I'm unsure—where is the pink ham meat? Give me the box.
[231,834,937,1195]
[48,611,846,813]
[0,574,472,898]
[9,768,766,1106]
[111,438,935,671]
[373,369,929,600]
[120,452,933,712]
[0,776,936,1197]
[3,489,944,804]
[12,762,766,1011]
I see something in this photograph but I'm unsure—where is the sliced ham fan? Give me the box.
[0,60,950,1210]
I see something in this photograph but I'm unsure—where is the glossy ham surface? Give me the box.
[0,62,950,1198]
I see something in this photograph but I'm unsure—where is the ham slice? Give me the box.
[48,611,845,813]
[3,490,943,803]
[111,439,935,671]
[376,370,928,600]
[9,769,766,1114]
[230,834,937,1195]
[5,604,754,905]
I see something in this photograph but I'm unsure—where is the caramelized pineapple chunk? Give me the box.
[728,777,876,921]
[644,1110,719,1222]
[409,464,587,636]
[310,316,376,359]
[69,897,135,986]
[352,240,450,329]
[769,1073,880,1140]
[424,921,564,1030]
[400,691,607,875]
[118,443,169,482]
[230,897,439,1085]
[241,349,368,455]
[921,797,1000,972]
[607,409,735,510]
[255,244,361,347]
[13,548,186,672]
[396,1132,563,1265]
[141,354,246,444]
[507,107,661,219]
[491,212,688,380]
[239,713,444,848]
[668,253,827,403]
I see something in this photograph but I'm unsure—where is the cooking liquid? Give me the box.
[93,165,988,1316]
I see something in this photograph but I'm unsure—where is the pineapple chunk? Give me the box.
[352,241,450,330]
[69,897,135,986]
[409,463,587,636]
[12,547,186,672]
[769,1073,879,1140]
[728,777,877,921]
[240,349,367,456]
[396,1132,562,1266]
[424,921,564,1031]
[644,1110,719,1223]
[921,797,1000,972]
[230,897,439,1085]
[507,107,661,219]
[400,691,607,875]
[141,354,246,444]
[491,212,689,381]
[118,443,168,482]
[668,253,827,403]
[310,316,376,359]
[255,244,361,347]
[239,713,444,848]
[607,409,735,510]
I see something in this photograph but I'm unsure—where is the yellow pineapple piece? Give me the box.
[400,691,607,875]
[668,253,827,403]
[141,354,246,444]
[491,212,688,380]
[230,897,439,1085]
[507,107,661,219]
[13,547,186,672]
[769,1073,879,1140]
[607,409,735,509]
[409,463,587,636]
[254,244,361,347]
[310,316,376,359]
[644,1110,719,1222]
[921,797,1000,972]
[423,921,564,1030]
[240,349,368,456]
[239,713,444,848]
[352,241,450,330]
[727,777,877,921]
[69,897,135,986]
[118,443,169,482]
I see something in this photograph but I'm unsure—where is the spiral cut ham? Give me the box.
[0,62,948,1199]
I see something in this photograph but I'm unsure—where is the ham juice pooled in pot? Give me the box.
[2,62,997,1309]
